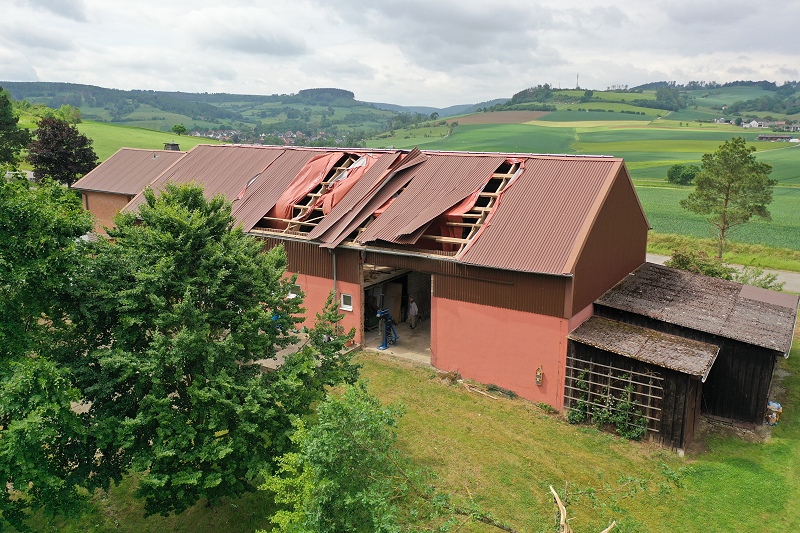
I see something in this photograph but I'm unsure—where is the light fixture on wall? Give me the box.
[536,366,544,386]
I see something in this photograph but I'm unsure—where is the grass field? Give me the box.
[24,343,800,532]
[76,121,221,161]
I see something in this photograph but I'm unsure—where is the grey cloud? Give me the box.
[200,32,308,57]
[314,0,552,72]
[23,0,87,21]
[4,27,76,52]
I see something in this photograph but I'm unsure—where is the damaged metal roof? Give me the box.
[596,262,800,355]
[85,144,637,276]
[569,315,720,381]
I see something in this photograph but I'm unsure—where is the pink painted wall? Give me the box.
[288,272,363,345]
[431,296,571,409]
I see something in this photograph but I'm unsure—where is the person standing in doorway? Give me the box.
[408,297,419,329]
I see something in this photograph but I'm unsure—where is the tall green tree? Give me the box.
[680,137,775,258]
[0,88,32,168]
[1,181,360,529]
[26,117,98,186]
[0,177,94,530]
[62,183,358,517]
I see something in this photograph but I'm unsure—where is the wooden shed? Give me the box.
[593,263,799,429]
[566,316,719,449]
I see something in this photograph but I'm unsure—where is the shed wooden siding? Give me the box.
[570,167,648,315]
[257,237,361,285]
[702,341,777,424]
[363,250,567,317]
[595,304,779,425]
[566,340,701,449]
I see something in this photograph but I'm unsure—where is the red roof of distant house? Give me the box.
[73,148,185,195]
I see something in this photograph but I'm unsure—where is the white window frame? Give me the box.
[340,293,353,312]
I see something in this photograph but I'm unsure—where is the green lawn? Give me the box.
[12,337,800,532]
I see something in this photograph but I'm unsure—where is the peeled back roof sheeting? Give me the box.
[357,154,505,244]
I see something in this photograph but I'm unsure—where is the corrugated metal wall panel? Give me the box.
[256,237,360,284]
[434,272,566,317]
[362,250,566,316]
[570,167,648,314]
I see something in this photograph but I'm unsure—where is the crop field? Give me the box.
[636,184,800,250]
[687,86,776,107]
[418,123,576,153]
[535,110,654,122]
[366,124,451,149]
[555,89,658,102]
[450,110,550,125]
[77,121,220,161]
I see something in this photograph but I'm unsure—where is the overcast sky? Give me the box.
[2,0,798,108]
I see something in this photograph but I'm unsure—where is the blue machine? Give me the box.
[376,308,399,350]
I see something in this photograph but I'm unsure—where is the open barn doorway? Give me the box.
[362,265,431,364]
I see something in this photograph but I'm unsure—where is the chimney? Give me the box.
[163,142,180,151]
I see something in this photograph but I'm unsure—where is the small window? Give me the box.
[340,293,353,312]
[288,283,301,299]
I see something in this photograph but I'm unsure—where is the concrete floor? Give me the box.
[362,318,432,365]
[257,318,433,371]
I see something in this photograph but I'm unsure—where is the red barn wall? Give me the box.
[82,191,133,234]
[289,272,363,345]
[431,296,569,408]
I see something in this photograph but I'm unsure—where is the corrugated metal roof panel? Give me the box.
[569,316,719,381]
[125,145,286,213]
[596,262,800,354]
[458,157,619,275]
[73,148,185,195]
[358,154,505,244]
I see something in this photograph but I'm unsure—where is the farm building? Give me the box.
[73,144,798,449]
[567,263,799,449]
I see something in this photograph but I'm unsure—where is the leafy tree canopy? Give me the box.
[0,88,32,167]
[26,117,98,186]
[0,177,94,530]
[171,123,187,135]
[666,163,700,185]
[1,182,359,528]
[680,137,775,258]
